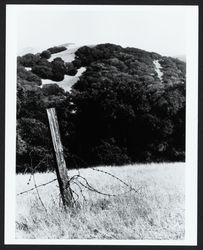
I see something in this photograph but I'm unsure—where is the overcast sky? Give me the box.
[12,5,189,57]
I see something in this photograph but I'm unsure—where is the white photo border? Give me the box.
[4,4,199,245]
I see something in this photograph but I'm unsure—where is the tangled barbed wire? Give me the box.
[16,155,143,211]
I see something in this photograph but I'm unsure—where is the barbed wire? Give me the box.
[17,155,142,211]
[16,178,57,196]
[32,174,48,212]
[91,167,138,192]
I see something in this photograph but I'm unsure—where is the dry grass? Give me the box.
[16,163,185,240]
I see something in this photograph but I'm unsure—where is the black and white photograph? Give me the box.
[4,4,198,245]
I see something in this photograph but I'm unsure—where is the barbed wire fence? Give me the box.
[16,158,143,210]
[16,108,143,211]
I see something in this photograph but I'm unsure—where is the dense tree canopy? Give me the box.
[40,50,52,59]
[48,46,67,54]
[16,43,186,172]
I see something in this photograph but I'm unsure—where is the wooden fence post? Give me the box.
[46,107,73,208]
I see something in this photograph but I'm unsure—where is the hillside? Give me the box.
[16,43,186,172]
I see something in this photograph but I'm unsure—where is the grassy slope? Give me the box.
[16,163,185,240]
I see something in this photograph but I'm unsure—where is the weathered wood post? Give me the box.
[46,107,73,208]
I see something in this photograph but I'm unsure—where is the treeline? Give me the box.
[18,46,72,82]
[16,43,186,172]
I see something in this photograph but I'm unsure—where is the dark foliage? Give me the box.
[42,83,65,96]
[19,50,75,83]
[19,53,40,67]
[91,139,131,166]
[17,66,42,86]
[32,58,53,79]
[71,44,186,164]
[16,43,186,172]
[16,80,70,171]
[48,46,67,54]
[65,62,78,76]
[30,57,69,81]
[40,50,52,59]
[51,58,66,81]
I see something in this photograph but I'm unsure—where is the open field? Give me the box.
[16,163,185,240]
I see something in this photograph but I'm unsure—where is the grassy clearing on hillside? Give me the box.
[16,163,185,240]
